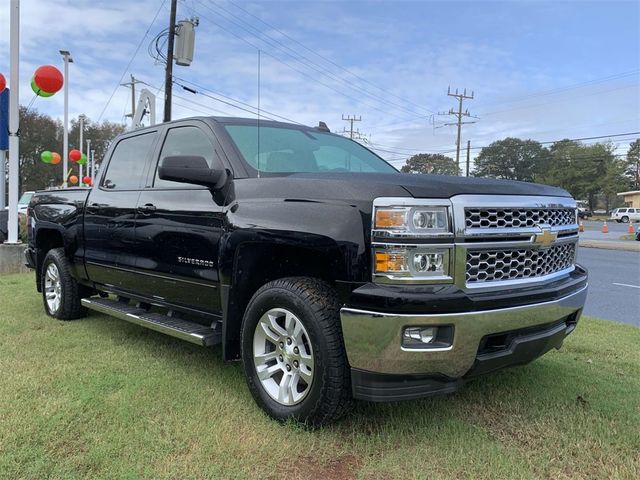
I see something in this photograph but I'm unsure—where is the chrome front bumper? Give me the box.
[340,285,587,378]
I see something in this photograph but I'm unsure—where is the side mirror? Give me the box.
[158,155,228,189]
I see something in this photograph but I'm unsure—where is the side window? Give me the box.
[619,208,627,213]
[102,132,157,190]
[153,126,217,188]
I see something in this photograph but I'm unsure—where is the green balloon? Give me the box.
[40,151,53,163]
[78,153,87,165]
[31,77,54,97]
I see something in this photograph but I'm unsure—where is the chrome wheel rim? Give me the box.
[253,308,314,406]
[44,263,62,313]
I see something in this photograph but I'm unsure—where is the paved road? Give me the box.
[577,247,640,326]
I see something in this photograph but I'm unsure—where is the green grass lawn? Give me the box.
[1,273,638,480]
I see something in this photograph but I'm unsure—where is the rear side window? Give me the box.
[102,132,157,190]
[153,126,217,188]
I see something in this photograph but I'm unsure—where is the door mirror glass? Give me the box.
[158,155,228,189]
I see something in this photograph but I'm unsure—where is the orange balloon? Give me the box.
[51,152,61,164]
[69,175,78,185]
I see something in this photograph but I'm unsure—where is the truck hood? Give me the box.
[287,172,570,199]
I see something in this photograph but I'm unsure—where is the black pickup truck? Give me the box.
[26,116,588,425]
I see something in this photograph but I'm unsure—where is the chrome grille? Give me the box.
[465,208,576,229]
[466,243,576,284]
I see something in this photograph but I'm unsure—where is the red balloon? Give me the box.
[33,65,64,94]
[69,175,78,185]
[51,152,61,164]
[0,73,6,93]
[82,176,92,185]
[69,149,82,162]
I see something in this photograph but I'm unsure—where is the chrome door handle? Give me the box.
[137,203,157,214]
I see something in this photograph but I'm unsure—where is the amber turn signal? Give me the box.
[375,251,407,273]
[374,209,407,229]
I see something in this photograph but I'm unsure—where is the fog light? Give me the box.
[402,325,454,350]
[404,327,436,344]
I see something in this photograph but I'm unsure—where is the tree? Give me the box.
[17,106,63,193]
[401,153,459,176]
[473,138,549,182]
[541,140,627,211]
[16,108,125,193]
[624,139,640,189]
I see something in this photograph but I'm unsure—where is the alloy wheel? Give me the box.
[253,308,314,406]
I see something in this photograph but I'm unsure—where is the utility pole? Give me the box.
[440,87,475,175]
[466,140,471,177]
[163,0,178,122]
[121,74,141,128]
[341,114,361,139]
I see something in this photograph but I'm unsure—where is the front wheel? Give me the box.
[41,248,88,320]
[241,277,352,426]
[621,216,630,223]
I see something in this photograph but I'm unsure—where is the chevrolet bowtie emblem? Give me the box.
[534,228,557,247]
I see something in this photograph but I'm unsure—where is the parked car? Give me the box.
[18,191,34,215]
[611,207,640,223]
[25,116,588,425]
[576,201,591,219]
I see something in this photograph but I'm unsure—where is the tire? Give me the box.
[241,277,353,426]
[41,248,88,320]
[621,216,629,223]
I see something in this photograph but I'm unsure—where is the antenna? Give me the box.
[257,49,261,178]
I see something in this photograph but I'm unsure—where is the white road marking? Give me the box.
[612,282,640,289]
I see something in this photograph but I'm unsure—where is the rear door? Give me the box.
[133,121,228,314]
[83,129,159,291]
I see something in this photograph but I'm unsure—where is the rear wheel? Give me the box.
[241,277,352,426]
[41,248,88,320]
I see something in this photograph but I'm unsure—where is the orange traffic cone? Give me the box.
[602,221,609,234]
[628,222,635,234]
[579,222,584,232]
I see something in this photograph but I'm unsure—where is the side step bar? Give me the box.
[81,297,221,347]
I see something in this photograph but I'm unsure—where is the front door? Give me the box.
[133,123,227,314]
[83,130,158,292]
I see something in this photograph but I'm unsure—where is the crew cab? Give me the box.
[26,117,588,425]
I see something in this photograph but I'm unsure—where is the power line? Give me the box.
[368,132,640,157]
[472,70,639,110]
[183,0,428,122]
[219,0,435,115]
[97,0,167,122]
[479,83,639,117]
[171,76,303,124]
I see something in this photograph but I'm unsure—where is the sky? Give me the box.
[1,0,639,168]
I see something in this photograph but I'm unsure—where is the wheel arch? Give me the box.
[220,237,356,361]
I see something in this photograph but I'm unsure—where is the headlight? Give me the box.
[372,198,454,284]
[373,246,453,283]
[373,205,451,237]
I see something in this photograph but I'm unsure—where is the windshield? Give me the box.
[18,192,33,205]
[224,124,397,174]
